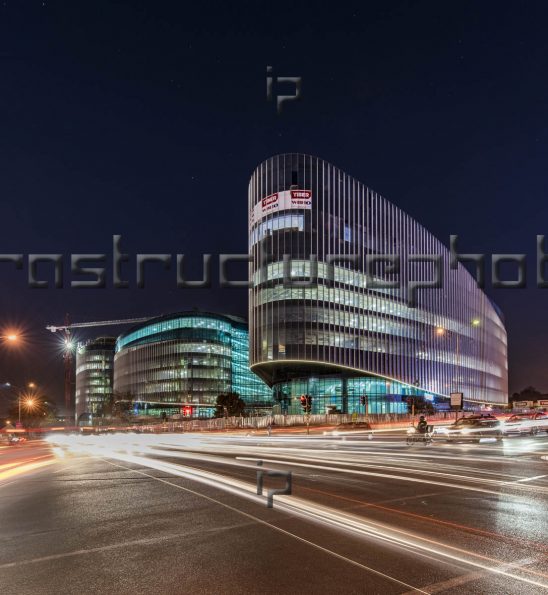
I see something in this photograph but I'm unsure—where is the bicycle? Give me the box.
[406,425,433,446]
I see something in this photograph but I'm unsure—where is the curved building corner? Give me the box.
[248,154,508,414]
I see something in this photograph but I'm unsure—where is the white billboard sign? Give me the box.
[450,392,463,409]
[251,189,312,224]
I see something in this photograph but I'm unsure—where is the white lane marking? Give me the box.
[0,523,254,570]
[514,474,548,483]
[0,480,18,490]
[402,557,538,595]
[98,452,548,590]
[100,458,431,594]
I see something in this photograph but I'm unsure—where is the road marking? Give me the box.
[401,570,486,594]
[0,522,255,570]
[100,458,431,594]
[514,474,548,483]
[97,452,548,589]
[402,557,537,594]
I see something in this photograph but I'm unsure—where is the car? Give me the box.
[531,412,548,434]
[439,415,502,442]
[503,412,548,436]
[503,414,535,436]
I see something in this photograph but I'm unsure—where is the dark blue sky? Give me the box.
[1,0,547,405]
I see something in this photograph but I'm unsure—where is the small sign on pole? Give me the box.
[450,392,463,410]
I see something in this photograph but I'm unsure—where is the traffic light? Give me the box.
[183,406,193,417]
[300,395,312,413]
[360,395,367,406]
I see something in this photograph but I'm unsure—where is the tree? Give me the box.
[214,393,246,418]
[510,386,542,403]
[103,391,133,418]
[405,395,435,416]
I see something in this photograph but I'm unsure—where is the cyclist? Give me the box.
[417,415,428,434]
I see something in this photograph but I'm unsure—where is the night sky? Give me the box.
[1,1,547,409]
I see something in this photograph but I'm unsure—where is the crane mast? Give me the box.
[47,315,152,424]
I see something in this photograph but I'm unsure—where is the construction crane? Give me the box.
[46,316,151,334]
[47,315,151,424]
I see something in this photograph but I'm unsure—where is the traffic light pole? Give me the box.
[300,395,312,433]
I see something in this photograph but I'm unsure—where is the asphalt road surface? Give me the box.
[1,432,547,594]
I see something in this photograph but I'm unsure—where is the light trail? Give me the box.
[297,484,548,554]
[0,458,55,483]
[140,447,548,553]
[100,451,547,589]
[46,433,548,589]
[100,457,431,594]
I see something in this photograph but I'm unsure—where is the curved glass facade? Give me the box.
[114,312,272,417]
[248,154,508,413]
[75,337,116,419]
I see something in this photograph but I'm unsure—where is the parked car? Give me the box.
[503,412,548,436]
[438,415,502,442]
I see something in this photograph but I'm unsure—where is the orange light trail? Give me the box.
[0,456,55,483]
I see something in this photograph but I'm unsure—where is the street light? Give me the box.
[435,319,481,415]
[19,395,38,424]
[1,332,20,343]
[0,381,39,424]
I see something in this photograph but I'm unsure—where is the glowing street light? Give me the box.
[1,331,20,343]
[23,397,36,410]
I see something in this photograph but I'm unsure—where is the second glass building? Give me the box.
[114,312,272,417]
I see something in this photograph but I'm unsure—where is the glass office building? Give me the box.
[75,337,116,420]
[113,312,272,417]
[248,154,508,414]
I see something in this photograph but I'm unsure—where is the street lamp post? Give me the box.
[436,319,480,419]
[1,382,37,425]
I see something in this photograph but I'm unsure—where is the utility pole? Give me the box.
[63,314,73,427]
[455,334,460,422]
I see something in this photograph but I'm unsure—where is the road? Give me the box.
[1,432,547,594]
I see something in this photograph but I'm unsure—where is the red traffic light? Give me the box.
[300,395,312,412]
